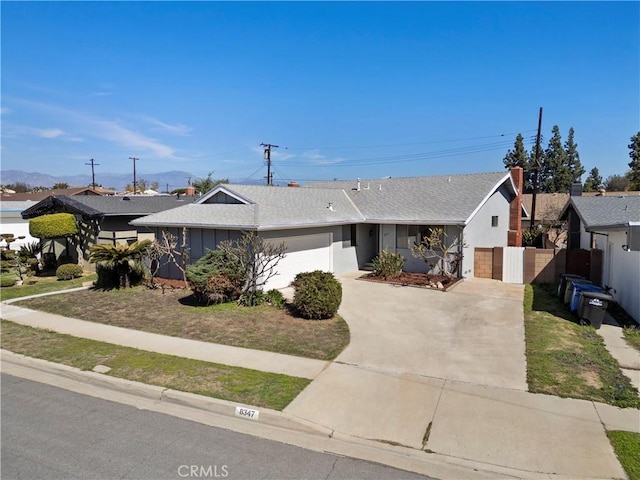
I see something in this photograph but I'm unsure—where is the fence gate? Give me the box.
[502,246,524,284]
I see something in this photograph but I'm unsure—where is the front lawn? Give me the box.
[14,286,350,361]
[524,284,640,409]
[1,320,309,410]
[0,272,97,301]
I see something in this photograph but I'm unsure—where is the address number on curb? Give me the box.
[235,406,260,420]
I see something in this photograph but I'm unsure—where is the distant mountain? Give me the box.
[0,170,288,191]
[0,170,197,192]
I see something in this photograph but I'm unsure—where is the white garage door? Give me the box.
[263,233,332,290]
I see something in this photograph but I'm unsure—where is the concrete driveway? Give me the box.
[286,273,528,449]
[335,272,527,390]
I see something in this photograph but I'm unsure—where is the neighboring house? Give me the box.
[21,194,197,268]
[560,191,640,324]
[131,169,524,289]
[0,200,40,249]
[522,193,570,248]
[1,186,116,203]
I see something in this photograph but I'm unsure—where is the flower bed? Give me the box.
[359,271,462,291]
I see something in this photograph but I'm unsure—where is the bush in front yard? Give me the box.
[0,273,18,287]
[291,270,342,320]
[371,249,405,279]
[186,249,246,305]
[56,264,84,281]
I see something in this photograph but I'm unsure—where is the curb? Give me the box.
[0,349,332,438]
[1,349,545,480]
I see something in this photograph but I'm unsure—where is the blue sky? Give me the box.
[2,1,638,188]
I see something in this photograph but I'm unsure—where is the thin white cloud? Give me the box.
[302,149,344,165]
[138,115,192,136]
[36,128,65,138]
[0,107,11,115]
[93,119,175,158]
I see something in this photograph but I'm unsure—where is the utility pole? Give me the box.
[260,143,279,186]
[129,157,139,194]
[530,107,543,230]
[85,158,100,190]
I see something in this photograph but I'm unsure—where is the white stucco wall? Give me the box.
[462,186,511,278]
[600,230,640,324]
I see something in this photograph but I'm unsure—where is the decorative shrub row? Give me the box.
[0,274,18,287]
[292,270,342,320]
[55,263,84,281]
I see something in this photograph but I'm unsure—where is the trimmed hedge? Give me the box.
[29,213,79,239]
[0,274,18,287]
[291,270,342,320]
[56,263,84,281]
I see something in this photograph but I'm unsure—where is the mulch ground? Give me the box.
[359,272,461,291]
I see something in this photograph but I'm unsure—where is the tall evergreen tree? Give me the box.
[583,167,603,192]
[564,127,585,185]
[627,131,640,190]
[503,133,533,192]
[541,125,569,193]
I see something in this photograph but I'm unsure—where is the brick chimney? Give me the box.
[508,167,523,247]
[287,182,299,188]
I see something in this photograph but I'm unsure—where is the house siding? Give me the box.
[463,185,511,278]
[600,230,639,324]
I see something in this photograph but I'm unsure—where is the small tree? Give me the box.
[627,131,640,190]
[52,182,69,189]
[143,228,190,286]
[29,213,79,262]
[89,240,152,288]
[218,232,287,306]
[584,167,603,192]
[410,227,464,278]
[192,172,229,195]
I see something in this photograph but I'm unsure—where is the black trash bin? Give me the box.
[558,274,584,300]
[578,291,613,329]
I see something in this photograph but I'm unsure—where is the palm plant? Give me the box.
[89,240,152,288]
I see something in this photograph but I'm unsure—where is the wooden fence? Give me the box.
[474,247,602,285]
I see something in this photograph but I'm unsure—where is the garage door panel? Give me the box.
[263,233,332,290]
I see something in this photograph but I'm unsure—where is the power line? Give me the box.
[85,158,100,190]
[285,130,538,150]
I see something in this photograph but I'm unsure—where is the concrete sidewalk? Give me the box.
[2,283,639,479]
[598,316,640,392]
[0,301,329,380]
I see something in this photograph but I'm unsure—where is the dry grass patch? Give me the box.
[15,286,350,360]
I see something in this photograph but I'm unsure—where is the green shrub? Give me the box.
[186,249,247,305]
[56,263,84,281]
[29,213,79,239]
[42,253,57,270]
[95,261,145,289]
[0,274,18,287]
[19,241,40,259]
[264,289,286,308]
[372,249,405,279]
[292,270,342,320]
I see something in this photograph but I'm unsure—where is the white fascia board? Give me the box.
[196,185,253,205]
[464,172,513,225]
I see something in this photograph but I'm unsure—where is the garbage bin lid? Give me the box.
[574,284,603,293]
[570,279,592,286]
[580,291,613,301]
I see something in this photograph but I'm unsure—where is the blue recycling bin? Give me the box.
[557,274,584,301]
[564,278,593,305]
[570,283,603,312]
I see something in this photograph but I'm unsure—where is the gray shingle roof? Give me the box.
[131,185,364,230]
[566,195,640,229]
[308,171,513,223]
[21,195,198,219]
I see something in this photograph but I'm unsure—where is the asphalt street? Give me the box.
[1,374,433,480]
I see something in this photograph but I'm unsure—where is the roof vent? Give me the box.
[327,202,335,211]
[122,196,130,201]
[356,178,361,191]
[379,184,382,191]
